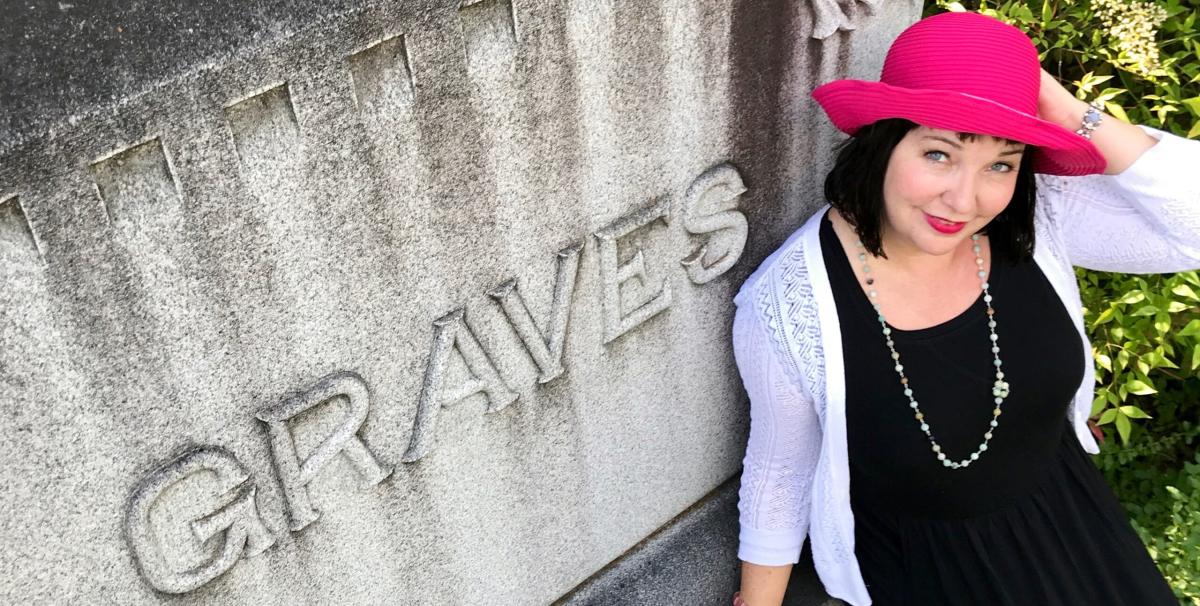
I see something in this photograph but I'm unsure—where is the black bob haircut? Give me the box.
[823,118,1038,264]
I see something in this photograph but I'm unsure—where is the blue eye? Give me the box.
[991,162,1015,173]
[924,150,948,162]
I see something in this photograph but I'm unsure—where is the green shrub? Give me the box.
[1080,269,1200,444]
[1121,451,1200,603]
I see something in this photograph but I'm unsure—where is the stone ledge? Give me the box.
[555,475,841,606]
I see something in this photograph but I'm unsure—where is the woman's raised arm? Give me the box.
[1037,68,1159,176]
[1032,69,1200,273]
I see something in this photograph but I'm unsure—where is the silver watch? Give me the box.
[1075,100,1105,139]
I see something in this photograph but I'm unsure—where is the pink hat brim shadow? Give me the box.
[813,80,1107,176]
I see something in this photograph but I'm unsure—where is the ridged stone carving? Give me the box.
[810,0,882,39]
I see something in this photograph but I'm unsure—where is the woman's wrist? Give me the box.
[1048,97,1093,132]
[1036,69,1093,132]
[1074,100,1106,139]
[1052,95,1156,175]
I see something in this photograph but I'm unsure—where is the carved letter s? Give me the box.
[679,163,749,285]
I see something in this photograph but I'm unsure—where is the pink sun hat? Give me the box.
[812,11,1107,176]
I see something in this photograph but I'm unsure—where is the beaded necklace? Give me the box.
[854,233,1010,470]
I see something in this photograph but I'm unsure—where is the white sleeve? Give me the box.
[1035,125,1200,274]
[732,284,823,565]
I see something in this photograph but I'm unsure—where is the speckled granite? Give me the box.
[0,0,916,603]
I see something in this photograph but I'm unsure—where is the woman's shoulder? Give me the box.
[733,207,827,307]
[732,207,831,407]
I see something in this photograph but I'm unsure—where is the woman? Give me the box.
[731,11,1199,606]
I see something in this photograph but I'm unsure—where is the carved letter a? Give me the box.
[403,308,518,463]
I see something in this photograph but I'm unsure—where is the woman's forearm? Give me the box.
[738,561,793,606]
[1038,69,1158,175]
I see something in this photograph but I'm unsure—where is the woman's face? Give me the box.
[880,125,1026,259]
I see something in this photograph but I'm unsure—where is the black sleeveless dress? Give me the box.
[818,209,1176,605]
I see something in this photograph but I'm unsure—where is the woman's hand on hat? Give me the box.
[1037,68,1090,130]
[1037,67,1158,175]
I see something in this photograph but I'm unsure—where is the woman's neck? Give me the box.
[829,207,975,283]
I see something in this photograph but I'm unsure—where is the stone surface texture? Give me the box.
[554,477,839,606]
[0,0,917,603]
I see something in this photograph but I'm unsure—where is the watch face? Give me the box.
[1082,107,1102,129]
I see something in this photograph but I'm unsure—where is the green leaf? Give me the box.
[1167,301,1191,313]
[1142,350,1161,368]
[1131,305,1159,317]
[1179,319,1200,337]
[1193,343,1200,370]
[1091,394,1107,416]
[1183,96,1200,116]
[1126,379,1158,395]
[1091,307,1116,328]
[1099,408,1118,425]
[1119,291,1146,305]
[1120,405,1152,419]
[1188,121,1200,140]
[1116,412,1132,444]
[1172,283,1200,301]
[1155,311,1171,335]
[1040,0,1053,23]
[1104,102,1130,124]
[1075,71,1095,94]
[1095,353,1112,372]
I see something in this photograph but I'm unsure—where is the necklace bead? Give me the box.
[855,232,1008,470]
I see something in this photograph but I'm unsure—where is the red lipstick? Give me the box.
[925,212,966,234]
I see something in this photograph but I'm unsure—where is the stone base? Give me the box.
[556,475,842,606]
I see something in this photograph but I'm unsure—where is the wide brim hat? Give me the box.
[812,11,1106,176]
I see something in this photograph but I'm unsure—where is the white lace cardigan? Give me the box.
[731,125,1200,606]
